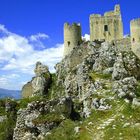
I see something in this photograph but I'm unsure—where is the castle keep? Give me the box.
[90,5,123,42]
[63,4,140,58]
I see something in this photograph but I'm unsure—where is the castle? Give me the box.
[63,4,140,58]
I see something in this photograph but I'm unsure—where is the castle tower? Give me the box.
[130,18,140,57]
[63,23,82,57]
[90,4,123,42]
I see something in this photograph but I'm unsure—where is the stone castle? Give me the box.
[63,4,140,58]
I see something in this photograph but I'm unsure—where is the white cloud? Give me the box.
[0,24,9,34]
[82,34,90,41]
[0,24,64,90]
[30,33,49,41]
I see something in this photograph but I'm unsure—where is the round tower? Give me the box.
[63,23,82,57]
[130,18,140,56]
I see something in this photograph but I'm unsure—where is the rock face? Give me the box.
[56,41,140,117]
[113,77,137,99]
[13,40,140,139]
[22,82,33,98]
[13,97,74,140]
[22,62,51,98]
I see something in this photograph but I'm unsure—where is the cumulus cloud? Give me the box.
[0,24,64,90]
[82,34,90,41]
[30,33,49,41]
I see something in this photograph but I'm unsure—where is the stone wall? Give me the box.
[114,37,131,51]
[130,18,140,58]
[90,5,123,42]
[63,23,82,57]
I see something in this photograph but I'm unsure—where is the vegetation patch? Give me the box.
[47,73,65,99]
[89,71,112,81]
[32,112,63,125]
[17,95,46,109]
[136,81,140,97]
[45,119,78,140]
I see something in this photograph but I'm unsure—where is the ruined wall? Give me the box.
[114,37,131,51]
[63,23,82,57]
[130,18,140,57]
[90,5,123,42]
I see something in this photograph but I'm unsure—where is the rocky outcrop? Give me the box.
[22,82,33,98]
[113,77,137,99]
[13,97,75,140]
[22,62,51,98]
[13,40,140,139]
[55,41,140,118]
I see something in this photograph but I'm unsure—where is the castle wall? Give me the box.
[114,37,131,51]
[63,23,82,57]
[90,5,123,42]
[130,19,140,57]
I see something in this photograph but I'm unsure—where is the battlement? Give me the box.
[90,14,101,18]
[130,18,140,25]
[64,23,81,29]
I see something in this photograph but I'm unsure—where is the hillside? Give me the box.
[0,41,140,140]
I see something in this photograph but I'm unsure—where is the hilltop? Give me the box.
[0,4,140,140]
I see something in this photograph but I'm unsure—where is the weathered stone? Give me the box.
[22,82,33,98]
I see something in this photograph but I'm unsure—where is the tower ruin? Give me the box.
[90,4,123,42]
[130,18,140,56]
[63,23,82,57]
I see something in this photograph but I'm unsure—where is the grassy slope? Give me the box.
[45,72,140,140]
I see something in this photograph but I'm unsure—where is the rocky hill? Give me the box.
[0,41,140,140]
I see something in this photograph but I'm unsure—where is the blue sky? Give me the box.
[0,0,139,90]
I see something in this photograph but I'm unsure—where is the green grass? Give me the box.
[0,114,16,140]
[136,81,140,97]
[104,103,140,140]
[89,72,112,81]
[47,73,65,99]
[17,95,47,109]
[44,119,78,140]
[33,112,63,125]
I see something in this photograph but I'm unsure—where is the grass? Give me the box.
[0,99,17,140]
[32,112,63,125]
[44,119,78,140]
[17,95,47,109]
[47,73,65,99]
[135,81,140,97]
[104,103,140,140]
[89,71,112,81]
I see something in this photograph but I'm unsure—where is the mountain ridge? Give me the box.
[0,88,21,99]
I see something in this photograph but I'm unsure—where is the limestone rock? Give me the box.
[13,97,75,140]
[132,98,140,107]
[22,82,33,98]
[113,77,137,99]
[112,53,128,80]
[22,62,51,97]
[0,115,7,123]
